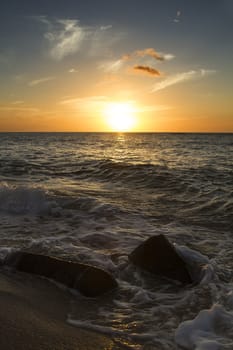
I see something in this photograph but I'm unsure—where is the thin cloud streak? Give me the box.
[99,59,125,73]
[0,106,39,113]
[11,101,24,105]
[60,96,107,105]
[60,96,107,111]
[28,76,55,87]
[68,68,79,73]
[124,48,164,61]
[151,69,216,92]
[123,48,175,62]
[100,25,112,31]
[163,53,175,61]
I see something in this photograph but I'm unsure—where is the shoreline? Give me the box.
[0,268,123,350]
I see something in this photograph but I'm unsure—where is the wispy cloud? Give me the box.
[60,95,107,105]
[151,69,216,92]
[28,76,55,87]
[60,96,107,111]
[134,65,161,76]
[0,106,39,114]
[100,25,112,31]
[100,47,174,74]
[39,17,117,61]
[123,48,175,62]
[68,68,79,73]
[174,10,182,23]
[11,100,24,105]
[99,59,125,73]
[41,18,86,60]
[163,53,175,61]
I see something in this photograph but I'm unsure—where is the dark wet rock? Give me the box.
[76,265,117,297]
[129,234,192,284]
[3,251,118,297]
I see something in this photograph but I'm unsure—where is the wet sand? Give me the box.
[0,268,122,350]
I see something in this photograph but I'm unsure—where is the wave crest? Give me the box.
[0,183,55,215]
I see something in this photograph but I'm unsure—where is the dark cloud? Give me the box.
[134,65,161,76]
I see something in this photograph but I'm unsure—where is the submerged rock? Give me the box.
[129,234,192,284]
[3,251,118,297]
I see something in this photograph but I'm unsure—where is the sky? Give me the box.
[0,0,233,132]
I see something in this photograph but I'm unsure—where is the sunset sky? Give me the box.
[0,0,233,132]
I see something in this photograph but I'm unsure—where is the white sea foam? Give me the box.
[175,304,233,349]
[175,244,216,284]
[65,241,221,349]
[0,247,16,261]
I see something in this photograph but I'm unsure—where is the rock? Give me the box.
[129,234,192,284]
[3,251,118,297]
[76,266,117,297]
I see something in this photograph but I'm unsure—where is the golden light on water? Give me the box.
[104,102,137,132]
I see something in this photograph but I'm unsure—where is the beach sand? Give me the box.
[0,268,123,350]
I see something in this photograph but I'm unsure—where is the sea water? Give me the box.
[0,132,233,349]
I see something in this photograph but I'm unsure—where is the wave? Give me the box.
[0,155,232,231]
[1,161,232,233]
[0,183,56,215]
[0,182,127,222]
[1,154,232,190]
[64,160,185,193]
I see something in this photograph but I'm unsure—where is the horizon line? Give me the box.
[0,131,232,134]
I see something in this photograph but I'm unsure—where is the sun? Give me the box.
[104,102,137,132]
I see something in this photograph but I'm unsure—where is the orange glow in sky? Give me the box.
[0,2,233,132]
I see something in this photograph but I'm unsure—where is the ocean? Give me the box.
[0,132,233,349]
